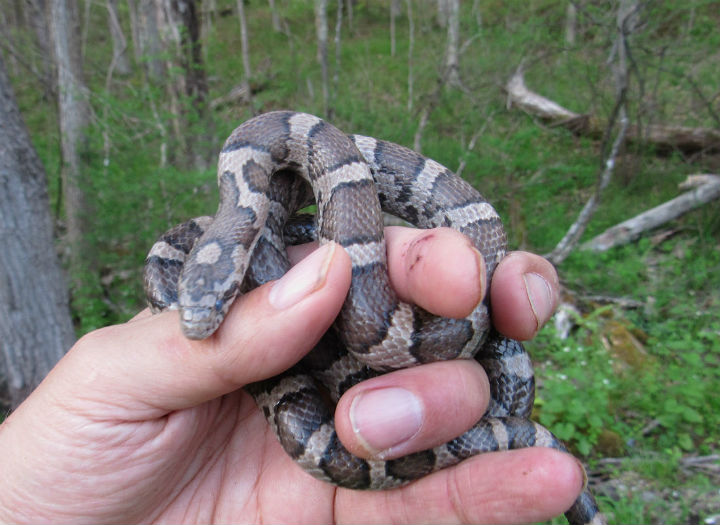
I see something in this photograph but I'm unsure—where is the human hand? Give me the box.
[0,226,580,524]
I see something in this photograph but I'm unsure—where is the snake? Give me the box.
[143,111,606,525]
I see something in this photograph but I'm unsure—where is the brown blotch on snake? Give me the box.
[144,111,606,525]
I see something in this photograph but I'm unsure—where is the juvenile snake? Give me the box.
[144,111,606,525]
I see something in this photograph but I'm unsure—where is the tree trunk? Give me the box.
[22,0,55,99]
[314,0,329,117]
[202,0,217,48]
[436,0,449,28]
[406,0,414,111]
[546,0,635,265]
[156,0,211,169]
[0,54,75,410]
[132,0,165,80]
[390,0,399,57]
[444,0,460,86]
[345,0,353,35]
[268,0,282,32]
[565,2,577,45]
[331,0,343,120]
[0,7,18,75]
[471,0,482,29]
[49,0,94,287]
[127,0,141,63]
[106,0,131,76]
[236,0,253,107]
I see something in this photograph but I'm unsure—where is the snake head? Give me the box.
[178,281,240,340]
[177,239,242,340]
[179,304,223,340]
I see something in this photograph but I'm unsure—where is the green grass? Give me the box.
[6,1,719,522]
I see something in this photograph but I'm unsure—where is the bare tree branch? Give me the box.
[545,0,642,265]
[546,113,630,264]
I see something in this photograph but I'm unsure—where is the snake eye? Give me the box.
[214,299,224,312]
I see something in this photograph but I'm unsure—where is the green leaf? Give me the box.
[682,408,703,424]
[678,433,694,451]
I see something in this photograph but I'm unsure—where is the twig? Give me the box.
[456,111,495,178]
[0,40,55,97]
[413,66,452,152]
[575,293,645,309]
[596,453,720,471]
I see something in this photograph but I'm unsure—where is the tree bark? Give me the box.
[0,54,75,410]
[49,0,94,286]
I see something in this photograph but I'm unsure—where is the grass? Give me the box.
[6,1,719,522]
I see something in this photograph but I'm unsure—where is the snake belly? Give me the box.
[143,111,606,525]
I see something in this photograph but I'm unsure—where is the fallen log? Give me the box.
[581,174,720,252]
[210,84,250,109]
[505,69,720,154]
[505,70,580,122]
[210,78,270,110]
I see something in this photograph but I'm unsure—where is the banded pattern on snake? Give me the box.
[144,111,606,525]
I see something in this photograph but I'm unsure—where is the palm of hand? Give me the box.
[50,391,334,523]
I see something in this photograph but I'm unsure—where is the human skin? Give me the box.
[0,226,579,524]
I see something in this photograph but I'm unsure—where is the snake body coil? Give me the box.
[144,111,606,525]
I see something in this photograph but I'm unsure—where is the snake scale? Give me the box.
[144,111,606,525]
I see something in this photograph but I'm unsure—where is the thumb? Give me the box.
[46,242,351,417]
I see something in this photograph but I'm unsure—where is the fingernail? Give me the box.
[349,387,424,458]
[268,242,336,310]
[523,272,554,331]
[574,457,589,491]
[471,246,487,301]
